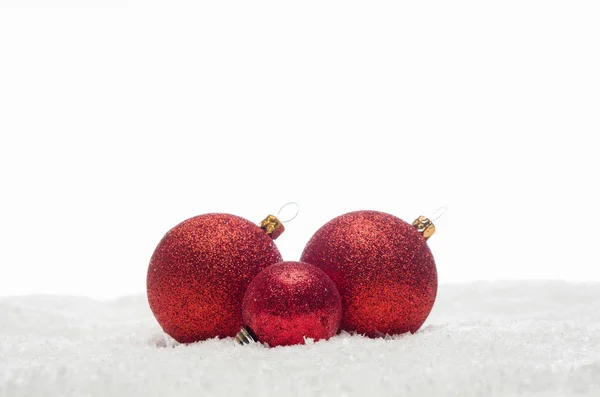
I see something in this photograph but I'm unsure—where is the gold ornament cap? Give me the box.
[412,215,435,240]
[260,214,285,240]
[235,326,258,345]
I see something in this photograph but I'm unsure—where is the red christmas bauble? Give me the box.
[300,211,437,337]
[147,213,282,343]
[241,261,342,347]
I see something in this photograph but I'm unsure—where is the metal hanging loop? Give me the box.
[277,202,300,223]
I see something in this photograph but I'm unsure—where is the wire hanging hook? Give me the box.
[429,206,448,222]
[277,202,300,223]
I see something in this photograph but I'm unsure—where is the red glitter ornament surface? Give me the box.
[147,214,282,343]
[242,261,342,347]
[300,211,437,337]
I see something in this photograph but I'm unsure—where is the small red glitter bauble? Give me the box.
[147,214,282,343]
[300,211,437,337]
[241,261,342,347]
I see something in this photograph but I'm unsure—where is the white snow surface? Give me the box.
[1,281,599,397]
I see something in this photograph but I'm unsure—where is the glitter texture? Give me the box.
[300,211,437,337]
[242,261,342,347]
[147,213,282,343]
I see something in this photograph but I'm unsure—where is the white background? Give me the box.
[1,1,599,299]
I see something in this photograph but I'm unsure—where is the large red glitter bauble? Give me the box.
[242,261,342,347]
[300,211,437,337]
[147,214,282,343]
